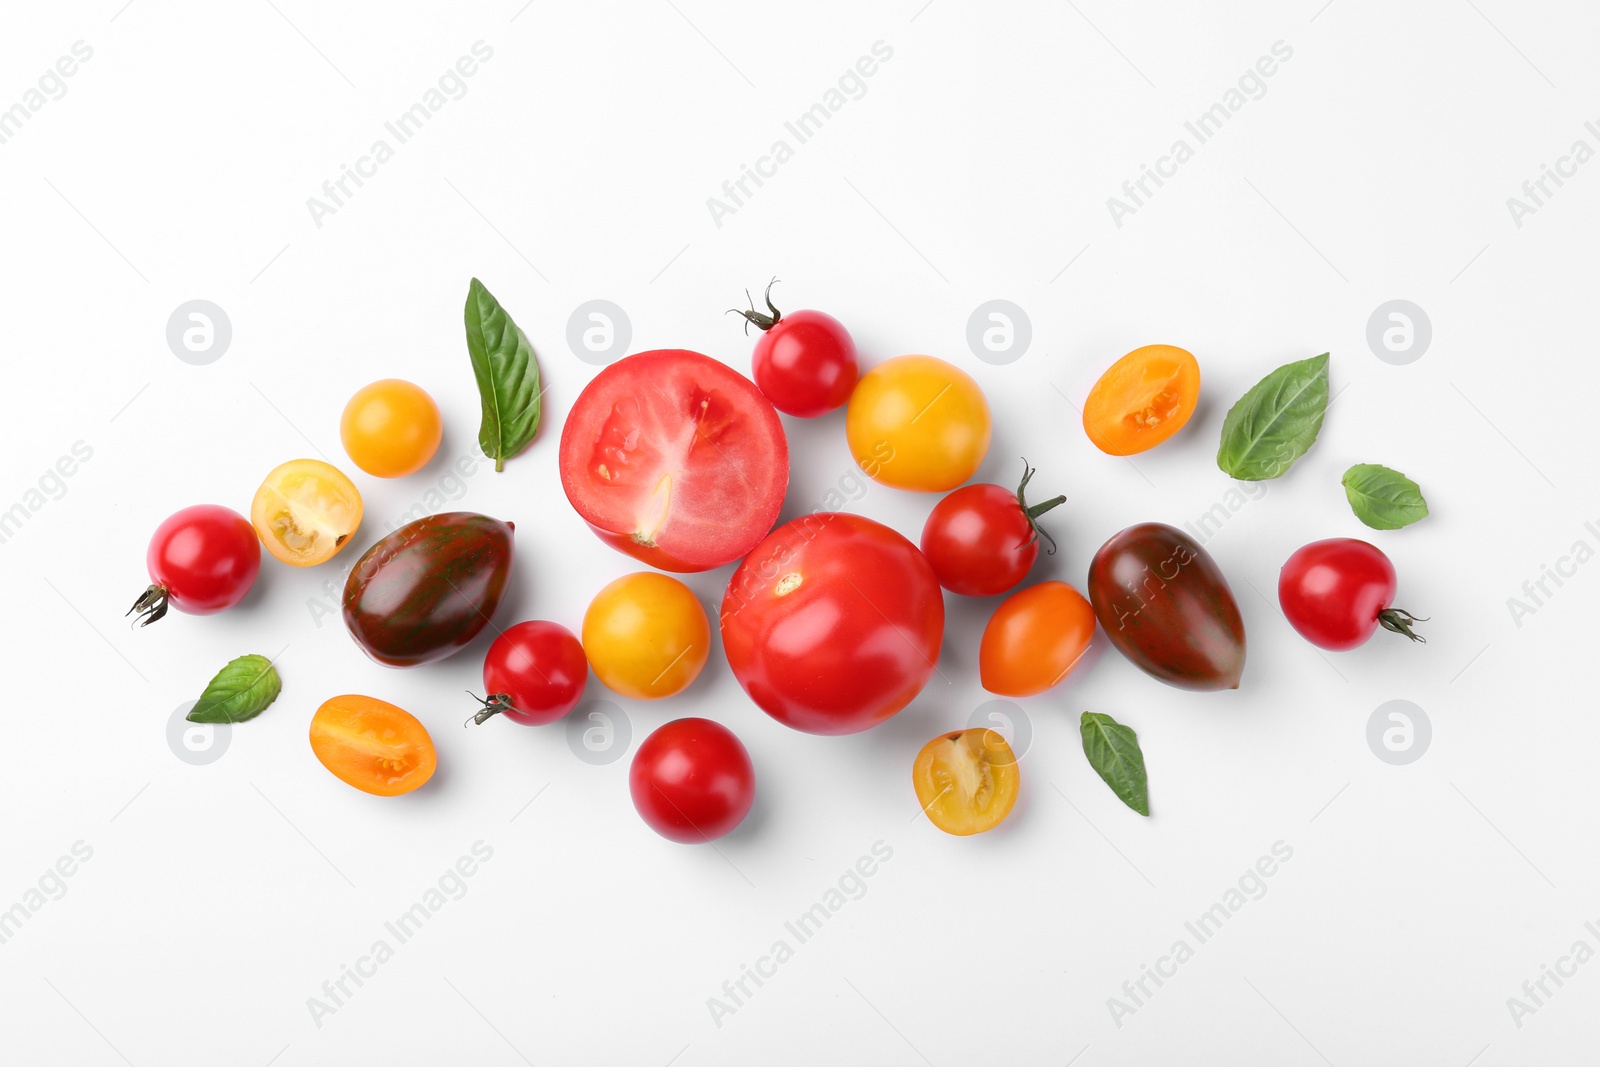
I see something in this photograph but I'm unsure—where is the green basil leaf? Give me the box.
[1080,712,1149,816]
[1342,463,1428,530]
[1216,353,1329,480]
[465,277,541,472]
[187,654,282,724]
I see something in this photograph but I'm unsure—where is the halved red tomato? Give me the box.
[559,350,789,572]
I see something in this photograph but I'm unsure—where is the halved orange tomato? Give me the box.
[251,459,363,566]
[310,694,437,797]
[912,728,1020,836]
[1082,345,1200,456]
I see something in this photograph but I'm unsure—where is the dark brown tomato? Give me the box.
[1087,522,1245,691]
[343,512,514,667]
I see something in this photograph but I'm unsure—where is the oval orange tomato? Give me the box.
[309,694,437,796]
[1082,345,1200,456]
[979,581,1095,697]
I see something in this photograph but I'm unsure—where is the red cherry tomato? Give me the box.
[629,718,755,843]
[469,621,588,726]
[1278,538,1425,651]
[128,505,261,625]
[558,349,789,572]
[721,513,944,735]
[731,281,858,418]
[920,460,1065,597]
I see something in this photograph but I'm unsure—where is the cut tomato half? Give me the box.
[912,728,1020,836]
[559,350,788,572]
[1082,344,1201,456]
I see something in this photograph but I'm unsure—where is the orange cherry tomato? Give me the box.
[1082,345,1200,456]
[979,580,1095,697]
[309,694,437,797]
[912,728,1020,836]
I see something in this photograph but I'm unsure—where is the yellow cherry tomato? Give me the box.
[582,572,710,699]
[846,355,991,491]
[340,378,443,478]
[310,694,437,797]
[912,728,1020,836]
[250,459,363,567]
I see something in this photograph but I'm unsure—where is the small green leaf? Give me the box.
[1216,353,1329,480]
[187,654,282,724]
[1080,712,1149,816]
[465,278,541,472]
[1342,463,1428,530]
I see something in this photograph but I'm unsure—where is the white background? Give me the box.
[1,1,1595,1063]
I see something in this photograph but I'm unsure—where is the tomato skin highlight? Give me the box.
[1087,523,1246,691]
[135,505,261,622]
[721,513,944,735]
[310,694,437,797]
[342,512,514,668]
[846,355,991,492]
[1278,538,1419,651]
[979,581,1096,697]
[558,349,789,572]
[750,309,859,418]
[629,718,755,843]
[477,621,588,725]
[1082,345,1201,456]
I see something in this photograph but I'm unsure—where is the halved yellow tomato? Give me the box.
[310,694,436,797]
[912,728,1020,836]
[1082,344,1200,456]
[250,459,362,566]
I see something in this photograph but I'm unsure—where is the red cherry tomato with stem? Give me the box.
[730,280,858,418]
[128,505,261,625]
[468,621,589,726]
[1278,538,1425,651]
[920,459,1066,597]
[629,718,756,843]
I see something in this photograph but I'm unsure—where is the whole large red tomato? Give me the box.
[721,513,944,735]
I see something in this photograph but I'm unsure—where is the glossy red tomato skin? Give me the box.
[558,349,788,572]
[1088,523,1246,691]
[920,483,1039,597]
[751,310,859,418]
[147,505,261,614]
[629,718,755,843]
[482,621,588,725]
[1279,538,1398,651]
[721,513,944,735]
